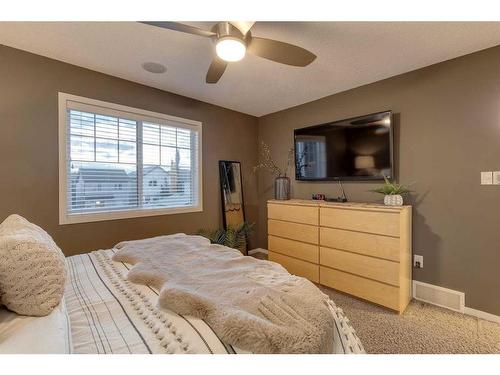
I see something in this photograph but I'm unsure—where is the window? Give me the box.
[58,93,202,224]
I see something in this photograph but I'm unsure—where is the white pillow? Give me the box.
[0,214,67,316]
[0,298,72,354]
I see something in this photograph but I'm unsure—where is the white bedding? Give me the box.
[0,298,72,354]
[64,249,364,354]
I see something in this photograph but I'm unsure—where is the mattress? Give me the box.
[65,249,364,354]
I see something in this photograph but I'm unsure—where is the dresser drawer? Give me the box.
[320,227,400,261]
[320,267,399,311]
[320,247,399,286]
[268,235,319,263]
[269,252,319,282]
[268,219,318,244]
[320,207,400,237]
[268,203,318,225]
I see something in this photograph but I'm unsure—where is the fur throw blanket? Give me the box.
[112,234,334,353]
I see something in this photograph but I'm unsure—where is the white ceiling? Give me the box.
[1,22,500,116]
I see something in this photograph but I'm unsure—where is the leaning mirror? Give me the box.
[219,160,245,230]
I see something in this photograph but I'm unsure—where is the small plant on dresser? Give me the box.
[373,176,411,206]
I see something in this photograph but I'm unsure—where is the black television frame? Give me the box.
[294,110,394,181]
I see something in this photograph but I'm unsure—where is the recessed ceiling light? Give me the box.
[142,62,167,74]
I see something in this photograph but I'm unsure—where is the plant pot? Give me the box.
[384,194,403,206]
[274,176,290,200]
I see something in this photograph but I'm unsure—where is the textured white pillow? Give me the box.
[0,214,67,316]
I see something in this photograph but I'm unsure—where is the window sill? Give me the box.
[59,204,203,225]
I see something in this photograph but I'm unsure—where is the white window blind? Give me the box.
[59,93,202,224]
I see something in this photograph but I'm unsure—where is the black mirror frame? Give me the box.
[218,160,246,230]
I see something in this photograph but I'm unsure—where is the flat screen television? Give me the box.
[294,111,393,181]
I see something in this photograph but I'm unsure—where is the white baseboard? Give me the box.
[463,307,500,324]
[248,248,268,256]
[413,281,500,324]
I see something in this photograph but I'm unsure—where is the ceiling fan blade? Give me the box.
[229,21,256,35]
[206,57,228,84]
[140,21,216,38]
[247,37,316,67]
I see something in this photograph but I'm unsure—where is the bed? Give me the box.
[64,249,364,354]
[0,215,364,354]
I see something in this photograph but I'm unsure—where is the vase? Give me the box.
[274,176,290,200]
[384,194,403,206]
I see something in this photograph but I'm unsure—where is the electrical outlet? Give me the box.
[414,255,423,269]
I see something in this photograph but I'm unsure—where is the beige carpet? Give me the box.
[319,287,500,354]
[250,251,500,354]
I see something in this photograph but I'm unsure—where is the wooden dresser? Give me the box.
[267,199,412,313]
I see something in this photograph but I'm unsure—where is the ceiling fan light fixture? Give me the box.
[215,37,246,62]
[141,21,317,84]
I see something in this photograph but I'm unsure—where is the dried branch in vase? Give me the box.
[253,141,294,177]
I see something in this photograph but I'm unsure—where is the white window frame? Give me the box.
[58,92,203,225]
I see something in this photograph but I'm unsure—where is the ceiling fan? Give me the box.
[141,21,317,84]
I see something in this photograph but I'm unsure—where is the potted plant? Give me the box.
[198,222,254,254]
[373,177,410,206]
[253,142,294,200]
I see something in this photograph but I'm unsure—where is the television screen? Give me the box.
[294,111,393,181]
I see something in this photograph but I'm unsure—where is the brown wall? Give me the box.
[0,45,259,256]
[257,45,500,315]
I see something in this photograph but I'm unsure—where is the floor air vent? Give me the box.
[413,281,465,312]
